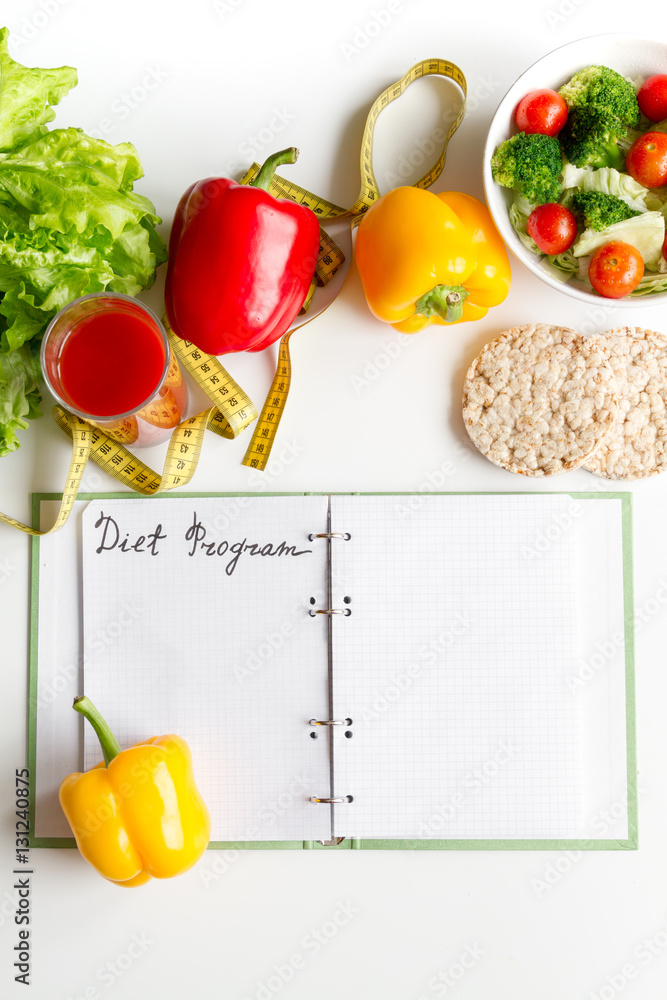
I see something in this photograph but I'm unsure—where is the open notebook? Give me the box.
[30,492,635,849]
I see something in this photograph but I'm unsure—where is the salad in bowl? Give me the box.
[484,35,667,303]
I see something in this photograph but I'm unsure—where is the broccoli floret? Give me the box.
[559,107,628,169]
[571,190,640,231]
[558,65,640,169]
[491,132,563,205]
[559,65,640,128]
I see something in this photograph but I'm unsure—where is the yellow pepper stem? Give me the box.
[414,284,470,323]
[73,696,122,766]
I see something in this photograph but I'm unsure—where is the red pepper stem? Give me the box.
[73,696,122,767]
[251,147,299,192]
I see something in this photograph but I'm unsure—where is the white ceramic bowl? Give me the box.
[483,33,667,308]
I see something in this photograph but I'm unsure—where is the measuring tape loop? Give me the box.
[243,58,466,223]
[241,57,467,471]
[0,57,467,534]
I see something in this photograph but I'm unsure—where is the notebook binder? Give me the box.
[308,508,352,841]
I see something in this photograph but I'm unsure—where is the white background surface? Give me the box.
[1,1,667,998]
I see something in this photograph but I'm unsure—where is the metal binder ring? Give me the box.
[309,608,352,617]
[307,532,351,540]
[309,719,350,726]
[309,796,352,804]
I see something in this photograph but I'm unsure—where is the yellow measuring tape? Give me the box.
[0,57,467,533]
[240,57,467,471]
[2,329,257,536]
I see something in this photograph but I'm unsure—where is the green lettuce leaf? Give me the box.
[577,167,649,213]
[631,271,667,295]
[0,128,159,238]
[0,341,41,455]
[508,191,541,255]
[562,163,591,189]
[0,27,76,152]
[572,211,665,265]
[0,30,167,456]
[541,249,580,284]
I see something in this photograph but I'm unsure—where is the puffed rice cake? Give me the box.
[584,327,667,481]
[462,323,618,477]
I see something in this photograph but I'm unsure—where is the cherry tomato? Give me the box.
[526,203,577,255]
[588,241,644,299]
[515,89,568,136]
[637,75,667,122]
[625,131,667,188]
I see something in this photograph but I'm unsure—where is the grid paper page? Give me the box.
[576,498,629,839]
[330,494,581,840]
[82,496,331,842]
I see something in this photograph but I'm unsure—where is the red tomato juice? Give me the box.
[59,310,166,417]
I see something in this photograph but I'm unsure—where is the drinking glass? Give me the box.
[41,293,188,447]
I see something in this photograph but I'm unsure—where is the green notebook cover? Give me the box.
[28,491,636,851]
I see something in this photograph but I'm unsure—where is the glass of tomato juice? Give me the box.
[41,293,188,447]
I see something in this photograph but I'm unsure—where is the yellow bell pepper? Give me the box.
[355,187,511,332]
[59,696,210,887]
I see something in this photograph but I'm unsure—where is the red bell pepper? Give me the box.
[165,147,320,355]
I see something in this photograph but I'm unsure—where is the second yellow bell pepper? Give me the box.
[59,696,210,887]
[355,187,511,332]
